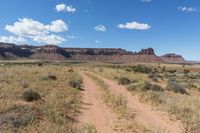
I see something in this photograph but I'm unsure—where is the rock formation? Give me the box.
[0,42,185,63]
[138,48,155,55]
[161,53,185,63]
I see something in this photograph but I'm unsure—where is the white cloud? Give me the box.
[56,3,66,12]
[95,40,103,44]
[118,21,151,30]
[94,25,107,32]
[46,20,68,32]
[66,35,79,39]
[5,18,67,45]
[140,0,152,2]
[5,18,47,37]
[178,7,197,12]
[56,3,76,13]
[0,36,26,44]
[66,5,76,12]
[33,34,66,45]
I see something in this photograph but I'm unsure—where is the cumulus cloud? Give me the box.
[56,3,76,13]
[178,7,197,12]
[5,18,47,37]
[118,21,151,30]
[46,20,68,32]
[140,0,152,2]
[56,3,66,12]
[94,25,106,32]
[0,36,26,44]
[33,34,66,44]
[5,18,67,45]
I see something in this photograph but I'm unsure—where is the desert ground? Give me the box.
[1,61,200,133]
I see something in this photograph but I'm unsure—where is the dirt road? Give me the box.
[92,73,183,133]
[78,73,116,133]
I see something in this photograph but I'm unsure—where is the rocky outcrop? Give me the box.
[161,54,185,63]
[0,42,186,63]
[64,48,129,55]
[138,48,155,55]
[0,42,32,59]
[31,45,71,60]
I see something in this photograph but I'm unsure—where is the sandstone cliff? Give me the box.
[0,42,185,63]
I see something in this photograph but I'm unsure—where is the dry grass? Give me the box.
[0,64,82,132]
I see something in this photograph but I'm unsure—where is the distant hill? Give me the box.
[0,42,186,63]
[161,53,185,64]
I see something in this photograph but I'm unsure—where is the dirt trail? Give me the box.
[78,73,116,133]
[92,74,183,133]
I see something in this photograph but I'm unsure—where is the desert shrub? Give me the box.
[148,73,155,79]
[150,84,164,92]
[167,69,177,73]
[125,68,132,72]
[114,76,119,80]
[139,91,166,105]
[68,80,82,89]
[183,69,190,74]
[132,65,152,74]
[0,105,41,129]
[127,84,138,91]
[117,77,131,85]
[166,81,188,94]
[152,77,158,82]
[148,73,158,82]
[48,75,57,80]
[68,69,74,72]
[142,81,164,92]
[38,62,43,67]
[142,81,152,91]
[161,66,166,73]
[103,91,127,114]
[41,75,57,81]
[188,75,198,80]
[22,90,41,102]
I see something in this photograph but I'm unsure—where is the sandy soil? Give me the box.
[93,73,183,133]
[78,73,116,133]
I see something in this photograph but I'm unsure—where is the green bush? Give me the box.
[22,90,41,102]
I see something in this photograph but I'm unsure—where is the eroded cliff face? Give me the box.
[0,42,185,63]
[64,48,128,55]
[137,48,155,55]
[0,43,32,59]
[161,54,185,63]
[31,45,70,60]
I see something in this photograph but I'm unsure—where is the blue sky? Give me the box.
[0,0,200,60]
